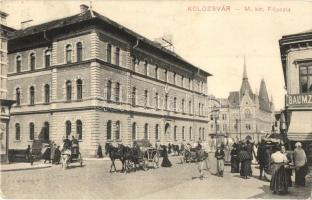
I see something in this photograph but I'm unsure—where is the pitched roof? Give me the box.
[9,9,212,77]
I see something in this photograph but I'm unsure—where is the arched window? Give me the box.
[66,80,72,101]
[144,60,148,76]
[132,87,136,107]
[155,124,159,140]
[30,53,35,71]
[189,127,192,141]
[107,120,112,140]
[16,88,21,106]
[144,123,148,139]
[29,122,34,140]
[44,122,49,141]
[182,126,185,141]
[30,86,35,105]
[16,56,21,73]
[115,82,120,102]
[155,65,158,79]
[115,47,120,66]
[44,84,50,103]
[66,44,72,63]
[77,79,83,100]
[144,90,148,108]
[15,123,20,140]
[76,120,82,140]
[107,44,111,63]
[107,80,112,102]
[182,99,185,113]
[115,121,120,140]
[165,123,170,135]
[174,97,177,112]
[132,122,136,140]
[174,126,177,141]
[65,120,71,137]
[165,94,168,110]
[76,42,83,62]
[45,50,51,68]
[155,93,159,109]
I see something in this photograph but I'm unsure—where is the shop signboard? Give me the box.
[286,94,312,106]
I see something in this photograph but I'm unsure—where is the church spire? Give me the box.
[243,55,248,80]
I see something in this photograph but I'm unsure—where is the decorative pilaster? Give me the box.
[90,31,99,59]
[51,42,57,65]
[90,62,101,98]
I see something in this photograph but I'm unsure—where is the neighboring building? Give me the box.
[6,5,211,157]
[0,10,15,162]
[226,60,275,143]
[279,29,312,165]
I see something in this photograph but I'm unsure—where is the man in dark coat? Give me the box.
[257,139,266,179]
[246,140,254,176]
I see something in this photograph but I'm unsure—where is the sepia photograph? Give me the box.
[0,0,312,199]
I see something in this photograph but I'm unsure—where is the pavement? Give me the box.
[1,155,311,199]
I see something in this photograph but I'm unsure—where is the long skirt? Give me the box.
[240,160,251,177]
[270,164,288,193]
[217,159,224,173]
[231,157,239,173]
[161,156,172,167]
[295,165,307,186]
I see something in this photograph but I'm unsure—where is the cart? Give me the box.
[61,146,83,169]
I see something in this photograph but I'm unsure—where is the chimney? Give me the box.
[80,4,89,14]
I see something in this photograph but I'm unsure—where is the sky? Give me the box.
[1,0,312,110]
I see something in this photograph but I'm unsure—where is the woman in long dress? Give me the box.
[239,145,251,179]
[270,145,288,194]
[161,146,172,167]
[230,146,239,173]
[293,142,307,186]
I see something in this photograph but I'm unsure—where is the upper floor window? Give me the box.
[132,122,136,140]
[189,101,192,114]
[115,82,120,102]
[165,94,168,110]
[115,47,120,66]
[16,88,21,106]
[132,87,136,107]
[174,97,177,112]
[181,75,184,87]
[107,80,112,102]
[45,50,51,68]
[107,120,112,140]
[15,123,20,140]
[115,121,120,140]
[144,60,148,76]
[189,127,192,141]
[44,84,50,104]
[76,42,83,62]
[76,120,82,140]
[155,124,159,140]
[77,79,83,100]
[66,81,72,101]
[66,44,72,63]
[155,93,159,109]
[30,86,35,105]
[144,90,148,108]
[144,123,149,139]
[182,126,185,140]
[107,44,112,63]
[164,69,168,82]
[30,53,35,71]
[173,73,176,85]
[155,65,158,79]
[16,56,21,73]
[189,78,192,89]
[182,99,185,113]
[131,56,136,71]
[299,65,312,93]
[174,126,177,141]
[29,122,34,140]
[245,109,251,118]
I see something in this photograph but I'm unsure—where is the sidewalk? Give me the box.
[0,162,52,172]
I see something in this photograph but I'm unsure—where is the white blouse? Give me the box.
[271,151,288,163]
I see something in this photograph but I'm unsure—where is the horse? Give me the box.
[117,144,141,173]
[105,143,124,173]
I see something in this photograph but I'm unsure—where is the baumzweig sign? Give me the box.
[286,94,312,106]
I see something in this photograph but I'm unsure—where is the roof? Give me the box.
[9,9,212,77]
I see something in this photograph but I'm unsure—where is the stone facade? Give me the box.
[6,6,211,157]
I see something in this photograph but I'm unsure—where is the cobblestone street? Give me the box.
[1,156,311,199]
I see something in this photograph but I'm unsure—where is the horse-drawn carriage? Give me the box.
[126,139,159,171]
[61,146,83,169]
[183,147,198,163]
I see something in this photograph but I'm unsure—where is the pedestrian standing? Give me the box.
[281,145,292,187]
[197,150,209,180]
[50,143,56,164]
[293,142,307,186]
[239,145,251,179]
[257,139,266,179]
[270,145,288,194]
[54,146,61,164]
[246,140,254,176]
[42,144,51,163]
[25,145,33,165]
[230,146,239,173]
[161,146,172,167]
[215,146,225,177]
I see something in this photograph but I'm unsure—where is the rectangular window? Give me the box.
[300,64,312,93]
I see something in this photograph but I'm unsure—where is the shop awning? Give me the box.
[287,111,312,141]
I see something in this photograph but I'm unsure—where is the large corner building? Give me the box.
[6,5,211,157]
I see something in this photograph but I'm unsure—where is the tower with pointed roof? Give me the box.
[227,56,275,143]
